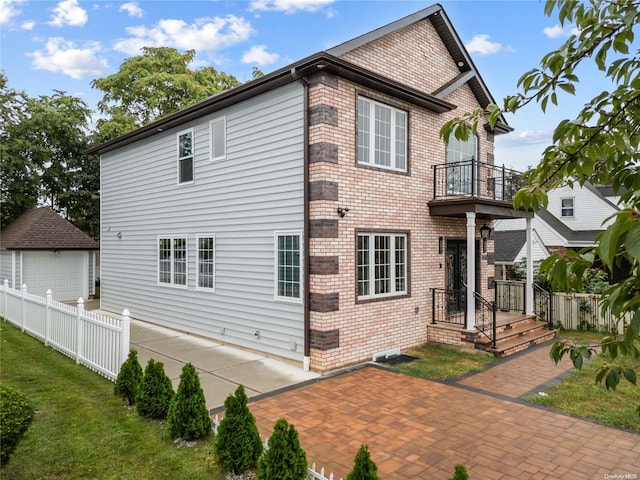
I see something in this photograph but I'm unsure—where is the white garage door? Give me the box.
[22,251,87,301]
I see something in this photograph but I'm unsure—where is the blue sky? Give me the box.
[0,0,608,171]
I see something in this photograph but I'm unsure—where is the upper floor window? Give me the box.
[561,197,575,217]
[357,97,407,172]
[275,231,302,302]
[177,129,194,184]
[197,235,215,290]
[158,236,187,287]
[209,117,226,161]
[357,232,407,301]
[446,135,478,195]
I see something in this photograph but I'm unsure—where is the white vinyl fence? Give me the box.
[1,280,130,382]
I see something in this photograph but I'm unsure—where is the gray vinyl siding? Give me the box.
[0,251,14,287]
[100,83,305,361]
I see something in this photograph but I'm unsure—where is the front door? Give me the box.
[445,239,481,314]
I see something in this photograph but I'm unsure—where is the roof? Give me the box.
[493,230,526,263]
[87,4,510,156]
[0,207,99,251]
[536,208,602,245]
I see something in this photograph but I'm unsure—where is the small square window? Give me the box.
[561,197,574,217]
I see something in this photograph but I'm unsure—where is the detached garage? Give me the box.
[0,207,99,301]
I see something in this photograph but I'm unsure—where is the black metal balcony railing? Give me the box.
[432,159,524,202]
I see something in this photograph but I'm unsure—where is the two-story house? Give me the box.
[88,4,537,372]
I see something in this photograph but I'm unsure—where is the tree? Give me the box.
[136,359,174,419]
[256,418,307,480]
[345,444,381,480]
[441,0,639,408]
[91,47,240,142]
[213,385,263,474]
[166,363,211,441]
[0,74,99,237]
[114,349,143,406]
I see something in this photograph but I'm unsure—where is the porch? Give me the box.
[429,287,556,358]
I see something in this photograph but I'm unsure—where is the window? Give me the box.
[446,135,478,195]
[357,233,407,300]
[561,197,574,217]
[357,97,407,172]
[197,235,215,290]
[275,232,302,302]
[177,129,194,184]
[209,117,226,161]
[158,236,187,287]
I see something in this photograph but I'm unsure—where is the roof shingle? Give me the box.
[1,207,98,251]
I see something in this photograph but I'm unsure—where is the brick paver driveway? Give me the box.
[248,364,639,479]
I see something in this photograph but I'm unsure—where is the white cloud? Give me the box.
[0,0,25,25]
[249,0,335,14]
[48,0,88,27]
[465,34,504,56]
[21,20,34,30]
[543,24,579,38]
[497,129,553,147]
[241,44,279,65]
[113,15,253,56]
[29,37,109,79]
[119,2,143,18]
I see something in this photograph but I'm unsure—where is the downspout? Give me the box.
[291,67,311,371]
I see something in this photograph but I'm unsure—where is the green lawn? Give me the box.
[528,331,640,432]
[0,320,224,479]
[390,342,497,380]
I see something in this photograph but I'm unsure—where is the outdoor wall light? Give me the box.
[116,232,122,239]
[480,224,491,253]
[337,207,350,218]
[438,236,444,254]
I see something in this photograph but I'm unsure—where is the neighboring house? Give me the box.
[494,182,630,281]
[88,4,533,372]
[0,207,99,301]
[493,229,550,280]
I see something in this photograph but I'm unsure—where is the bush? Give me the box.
[449,464,469,480]
[213,385,262,474]
[136,359,174,419]
[0,385,34,467]
[167,363,211,440]
[256,418,307,480]
[345,444,380,480]
[114,349,143,406]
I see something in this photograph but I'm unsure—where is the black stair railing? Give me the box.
[533,283,553,329]
[473,291,497,349]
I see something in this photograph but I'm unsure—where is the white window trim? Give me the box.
[157,235,189,289]
[274,230,303,304]
[561,197,575,218]
[357,232,408,301]
[196,234,216,292]
[209,117,227,162]
[357,96,408,173]
[177,128,195,185]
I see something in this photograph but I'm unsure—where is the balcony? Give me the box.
[428,159,533,220]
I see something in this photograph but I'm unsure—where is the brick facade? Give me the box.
[305,17,497,372]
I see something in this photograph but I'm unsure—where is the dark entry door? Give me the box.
[446,240,467,313]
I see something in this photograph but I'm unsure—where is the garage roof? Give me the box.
[1,208,99,251]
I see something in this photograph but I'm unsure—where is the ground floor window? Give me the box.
[158,236,187,287]
[275,231,302,302]
[197,235,215,290]
[357,232,407,300]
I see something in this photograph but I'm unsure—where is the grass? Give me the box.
[528,330,640,432]
[0,320,225,479]
[390,342,497,380]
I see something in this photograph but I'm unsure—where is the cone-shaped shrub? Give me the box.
[256,418,307,480]
[1,385,34,467]
[345,444,381,480]
[213,385,262,474]
[114,349,143,406]
[167,363,211,440]
[136,358,174,419]
[449,464,469,480]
